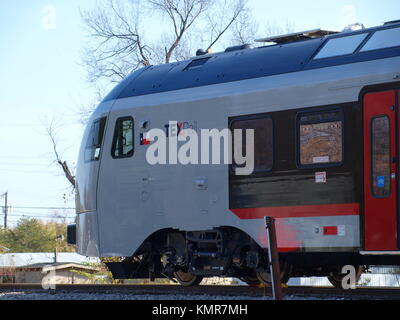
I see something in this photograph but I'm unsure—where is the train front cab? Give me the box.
[72,108,109,257]
[361,87,400,255]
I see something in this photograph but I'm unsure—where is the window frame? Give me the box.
[111,116,135,159]
[296,108,345,169]
[370,115,392,199]
[229,113,274,175]
[84,117,107,163]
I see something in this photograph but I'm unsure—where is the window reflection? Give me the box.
[371,116,391,197]
[232,117,273,172]
[361,27,400,52]
[314,33,368,59]
[112,117,134,158]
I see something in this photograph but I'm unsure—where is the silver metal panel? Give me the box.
[226,215,360,250]
[97,98,233,256]
[76,211,100,257]
[277,215,360,249]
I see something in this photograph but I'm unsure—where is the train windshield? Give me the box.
[84,117,107,162]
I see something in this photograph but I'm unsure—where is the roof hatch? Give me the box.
[255,29,339,44]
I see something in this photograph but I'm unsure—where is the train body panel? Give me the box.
[75,55,399,257]
[72,22,400,284]
[75,100,113,214]
[76,211,100,256]
[75,101,112,256]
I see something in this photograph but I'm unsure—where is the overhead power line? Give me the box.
[5,213,75,220]
[12,210,75,217]
[0,162,50,167]
[0,192,75,226]
[10,206,75,210]
[0,169,55,174]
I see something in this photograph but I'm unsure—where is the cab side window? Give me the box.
[85,117,107,162]
[112,117,134,158]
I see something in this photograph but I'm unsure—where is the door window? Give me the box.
[371,116,391,197]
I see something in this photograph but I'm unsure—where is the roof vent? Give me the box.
[384,19,400,25]
[255,29,338,44]
[225,44,252,52]
[184,57,211,71]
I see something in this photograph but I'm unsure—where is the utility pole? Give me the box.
[3,192,8,230]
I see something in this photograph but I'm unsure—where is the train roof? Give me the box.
[103,21,400,102]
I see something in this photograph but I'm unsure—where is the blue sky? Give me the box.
[248,0,399,31]
[0,0,399,226]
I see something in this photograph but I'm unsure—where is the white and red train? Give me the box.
[68,21,400,287]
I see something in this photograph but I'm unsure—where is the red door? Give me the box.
[363,90,398,251]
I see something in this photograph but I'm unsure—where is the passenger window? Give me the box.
[231,116,273,172]
[85,117,107,162]
[371,116,391,198]
[298,110,343,166]
[112,117,134,158]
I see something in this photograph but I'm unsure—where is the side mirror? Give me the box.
[67,224,76,245]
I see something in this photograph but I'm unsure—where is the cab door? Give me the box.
[363,90,398,251]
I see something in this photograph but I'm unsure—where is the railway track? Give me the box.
[0,284,400,300]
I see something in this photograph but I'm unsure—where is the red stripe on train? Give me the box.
[230,203,360,220]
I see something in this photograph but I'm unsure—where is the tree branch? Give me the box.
[42,118,76,188]
[205,0,246,51]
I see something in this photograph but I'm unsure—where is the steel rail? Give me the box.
[0,284,400,299]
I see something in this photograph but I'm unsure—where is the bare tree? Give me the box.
[50,210,69,224]
[81,0,249,84]
[42,117,76,188]
[229,5,260,45]
[81,0,152,84]
[262,21,295,38]
[72,85,107,125]
[202,0,246,50]
[149,0,210,63]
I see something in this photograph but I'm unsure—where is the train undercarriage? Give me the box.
[103,227,397,288]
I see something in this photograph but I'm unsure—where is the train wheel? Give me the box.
[174,270,203,287]
[327,265,364,289]
[255,261,292,286]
